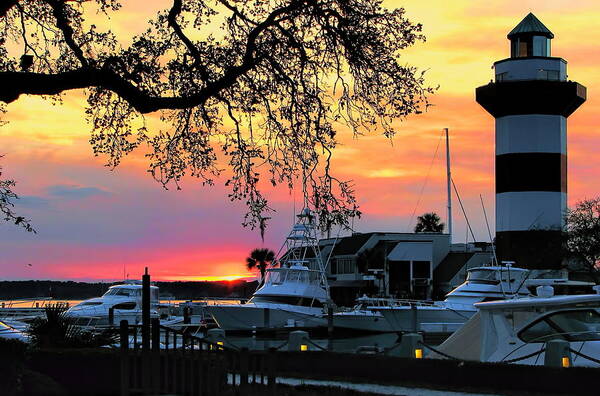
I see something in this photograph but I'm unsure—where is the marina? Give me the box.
[1,4,600,396]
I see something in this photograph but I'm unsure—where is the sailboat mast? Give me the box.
[445,128,453,239]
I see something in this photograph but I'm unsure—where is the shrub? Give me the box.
[27,305,117,349]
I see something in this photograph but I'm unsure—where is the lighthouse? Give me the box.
[476,13,586,269]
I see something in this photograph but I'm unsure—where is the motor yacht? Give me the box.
[431,287,600,366]
[333,296,396,333]
[0,319,28,342]
[205,209,329,331]
[64,281,159,326]
[376,265,530,334]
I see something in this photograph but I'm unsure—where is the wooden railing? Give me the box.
[119,319,277,396]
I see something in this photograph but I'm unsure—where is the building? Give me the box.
[318,232,493,306]
[476,13,586,269]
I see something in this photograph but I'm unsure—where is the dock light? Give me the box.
[414,348,423,359]
[562,357,570,368]
[300,344,308,351]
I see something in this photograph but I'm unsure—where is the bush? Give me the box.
[27,305,117,349]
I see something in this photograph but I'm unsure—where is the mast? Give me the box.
[445,128,453,239]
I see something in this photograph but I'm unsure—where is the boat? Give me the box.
[376,265,530,334]
[332,296,397,333]
[205,209,329,332]
[64,281,159,326]
[430,286,600,366]
[0,319,28,342]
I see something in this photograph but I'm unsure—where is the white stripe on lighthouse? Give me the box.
[496,191,566,232]
[496,115,566,155]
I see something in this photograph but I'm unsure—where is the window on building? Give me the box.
[335,258,355,274]
[412,261,431,279]
[496,72,508,82]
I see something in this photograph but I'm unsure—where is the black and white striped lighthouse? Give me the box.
[476,13,586,269]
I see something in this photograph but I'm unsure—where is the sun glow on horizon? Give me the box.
[160,275,256,282]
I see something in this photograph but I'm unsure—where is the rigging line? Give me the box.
[407,130,445,232]
[480,194,498,266]
[451,177,476,243]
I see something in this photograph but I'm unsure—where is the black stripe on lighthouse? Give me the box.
[496,153,566,193]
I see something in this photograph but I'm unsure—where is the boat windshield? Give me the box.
[467,270,499,284]
[264,268,321,285]
[519,309,600,342]
[104,288,140,297]
[249,295,323,308]
[467,268,525,285]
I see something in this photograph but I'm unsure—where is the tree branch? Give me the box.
[0,0,18,19]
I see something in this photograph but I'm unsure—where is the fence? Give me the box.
[119,319,277,396]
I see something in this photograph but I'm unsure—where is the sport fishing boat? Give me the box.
[333,296,397,333]
[205,209,329,332]
[64,281,159,326]
[430,286,600,366]
[376,265,530,334]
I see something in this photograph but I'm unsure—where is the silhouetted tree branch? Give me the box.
[0,155,35,233]
[0,0,434,230]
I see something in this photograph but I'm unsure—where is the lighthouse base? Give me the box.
[496,230,564,270]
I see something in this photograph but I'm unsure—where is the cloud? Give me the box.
[15,195,51,209]
[46,184,110,199]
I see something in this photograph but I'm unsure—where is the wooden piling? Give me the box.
[119,320,129,396]
[142,267,150,351]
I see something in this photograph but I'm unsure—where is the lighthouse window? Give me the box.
[532,36,549,56]
[538,70,560,81]
[518,41,528,57]
[496,72,508,82]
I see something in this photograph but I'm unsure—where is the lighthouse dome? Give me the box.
[508,13,553,58]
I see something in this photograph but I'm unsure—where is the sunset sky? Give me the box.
[1,0,599,281]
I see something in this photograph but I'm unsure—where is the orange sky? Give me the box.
[1,1,599,281]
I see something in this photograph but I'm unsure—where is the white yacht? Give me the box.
[431,287,600,366]
[376,265,530,333]
[333,296,396,333]
[0,319,28,342]
[205,209,329,331]
[64,281,159,326]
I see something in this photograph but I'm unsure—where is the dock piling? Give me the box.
[545,339,572,367]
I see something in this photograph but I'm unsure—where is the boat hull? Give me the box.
[333,312,394,333]
[378,306,475,333]
[205,304,326,331]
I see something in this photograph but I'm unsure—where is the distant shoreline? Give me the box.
[0,279,258,300]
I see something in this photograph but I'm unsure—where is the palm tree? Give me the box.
[246,248,276,284]
[414,212,445,233]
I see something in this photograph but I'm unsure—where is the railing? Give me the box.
[119,319,277,396]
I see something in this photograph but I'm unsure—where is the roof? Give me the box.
[507,13,554,39]
[330,233,374,255]
[387,241,432,262]
[433,252,474,283]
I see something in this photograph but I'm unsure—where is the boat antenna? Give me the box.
[480,194,498,266]
[445,128,453,240]
[451,178,476,242]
